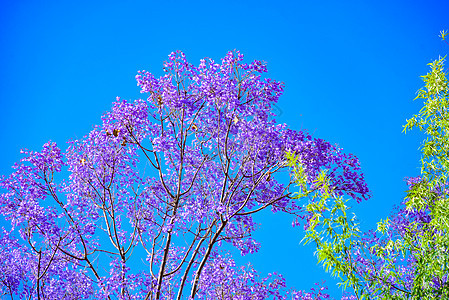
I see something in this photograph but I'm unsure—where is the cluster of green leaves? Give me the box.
[288,36,449,299]
[401,54,449,298]
[287,152,411,299]
[285,152,358,286]
[287,152,365,298]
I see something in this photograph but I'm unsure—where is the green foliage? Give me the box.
[289,34,449,299]
[402,54,449,297]
[404,55,449,192]
[287,152,416,299]
[285,150,309,198]
[286,153,367,299]
[440,30,449,46]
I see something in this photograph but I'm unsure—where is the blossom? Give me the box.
[0,50,369,299]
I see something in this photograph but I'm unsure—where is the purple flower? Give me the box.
[0,50,369,299]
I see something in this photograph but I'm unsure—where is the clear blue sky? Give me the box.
[1,0,448,297]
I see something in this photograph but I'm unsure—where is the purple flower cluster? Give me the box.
[0,50,369,299]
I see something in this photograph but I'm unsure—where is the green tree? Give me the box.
[288,33,449,299]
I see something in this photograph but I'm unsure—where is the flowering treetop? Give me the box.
[0,50,369,299]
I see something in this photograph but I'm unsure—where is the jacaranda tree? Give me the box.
[288,33,449,299]
[0,51,369,299]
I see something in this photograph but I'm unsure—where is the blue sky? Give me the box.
[1,0,448,297]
